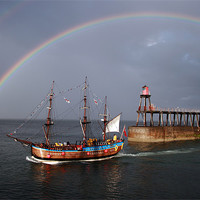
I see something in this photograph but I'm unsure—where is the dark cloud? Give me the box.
[0,0,200,119]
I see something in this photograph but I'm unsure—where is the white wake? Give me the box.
[117,148,199,157]
[26,155,115,165]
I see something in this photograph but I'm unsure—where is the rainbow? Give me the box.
[1,12,200,90]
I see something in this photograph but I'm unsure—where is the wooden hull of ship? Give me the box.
[31,141,124,161]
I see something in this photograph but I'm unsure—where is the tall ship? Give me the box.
[8,77,125,161]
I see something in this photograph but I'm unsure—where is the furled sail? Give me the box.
[106,114,121,133]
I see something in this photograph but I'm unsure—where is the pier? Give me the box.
[136,86,200,128]
[128,86,200,143]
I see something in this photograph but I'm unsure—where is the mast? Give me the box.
[103,96,107,141]
[43,81,54,146]
[82,77,88,141]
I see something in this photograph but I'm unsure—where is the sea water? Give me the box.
[1,120,200,199]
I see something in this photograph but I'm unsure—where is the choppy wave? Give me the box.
[118,148,199,157]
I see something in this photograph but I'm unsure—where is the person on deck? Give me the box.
[113,134,117,142]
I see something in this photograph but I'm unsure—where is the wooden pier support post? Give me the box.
[144,97,147,126]
[143,113,146,127]
[192,114,195,127]
[166,113,169,126]
[158,112,161,126]
[161,112,164,127]
[190,113,193,127]
[176,113,179,126]
[169,113,172,126]
[173,113,175,126]
[196,114,199,128]
[136,113,140,126]
[199,114,200,127]
[180,113,182,126]
[183,113,186,126]
[150,112,154,126]
[136,96,143,126]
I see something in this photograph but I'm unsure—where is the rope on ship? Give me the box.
[9,80,116,144]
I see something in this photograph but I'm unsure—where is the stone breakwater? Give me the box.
[128,126,200,142]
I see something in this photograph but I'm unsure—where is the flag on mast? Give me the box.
[120,125,127,139]
[94,99,98,105]
[64,97,70,103]
[123,125,127,137]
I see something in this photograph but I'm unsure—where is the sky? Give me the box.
[0,0,200,120]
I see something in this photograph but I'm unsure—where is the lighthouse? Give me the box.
[136,85,153,126]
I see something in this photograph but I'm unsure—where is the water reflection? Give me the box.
[29,159,126,199]
[104,162,122,196]
[128,141,169,152]
[127,140,200,152]
[31,162,80,184]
